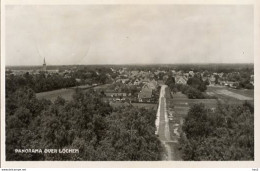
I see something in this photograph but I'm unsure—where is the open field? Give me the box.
[168,92,218,115]
[36,84,111,102]
[206,86,254,105]
[92,84,111,90]
[166,91,218,150]
[216,89,252,100]
[36,88,75,102]
[168,86,254,117]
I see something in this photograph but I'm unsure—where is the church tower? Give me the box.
[43,58,47,72]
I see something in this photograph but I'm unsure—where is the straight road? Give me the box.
[156,85,174,160]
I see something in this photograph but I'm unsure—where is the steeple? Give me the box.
[43,57,47,72]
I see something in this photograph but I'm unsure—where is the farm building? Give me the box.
[138,84,153,102]
[104,92,130,97]
[218,81,239,88]
[146,79,157,90]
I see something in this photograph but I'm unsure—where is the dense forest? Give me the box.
[180,102,254,160]
[6,87,162,161]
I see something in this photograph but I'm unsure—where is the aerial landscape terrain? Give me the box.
[5,63,254,161]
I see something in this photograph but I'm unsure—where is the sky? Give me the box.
[5,5,253,66]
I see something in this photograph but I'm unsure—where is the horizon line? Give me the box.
[6,62,254,67]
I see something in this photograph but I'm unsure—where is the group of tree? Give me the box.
[165,76,175,91]
[180,102,254,160]
[71,67,112,85]
[6,69,113,95]
[6,86,162,161]
[176,85,206,99]
[6,72,77,94]
[187,77,207,92]
[165,76,209,99]
[225,72,254,89]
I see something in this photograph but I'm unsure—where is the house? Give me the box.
[131,71,139,76]
[163,75,169,82]
[154,71,160,76]
[218,72,224,78]
[75,78,81,83]
[121,79,129,84]
[225,81,239,88]
[250,75,254,85]
[157,80,164,86]
[105,92,127,97]
[172,70,176,76]
[148,72,155,78]
[209,76,216,85]
[138,85,153,102]
[110,68,116,73]
[149,79,158,89]
[47,70,59,73]
[128,82,133,86]
[146,82,157,90]
[219,81,226,86]
[175,76,188,85]
[141,77,150,83]
[202,77,208,82]
[189,71,194,77]
[176,71,183,76]
[134,79,141,85]
[184,73,189,78]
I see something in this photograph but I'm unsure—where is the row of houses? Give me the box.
[103,80,157,103]
[104,92,132,97]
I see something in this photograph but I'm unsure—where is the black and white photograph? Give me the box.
[1,0,259,168]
